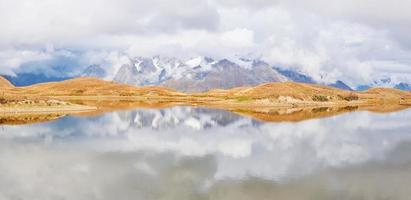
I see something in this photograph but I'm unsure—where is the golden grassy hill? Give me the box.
[202,82,411,102]
[1,76,410,124]
[1,76,410,108]
[0,76,13,88]
[3,77,185,97]
[224,82,352,100]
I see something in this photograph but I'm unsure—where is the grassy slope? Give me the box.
[1,76,410,115]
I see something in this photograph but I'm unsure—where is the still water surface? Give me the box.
[1,107,411,200]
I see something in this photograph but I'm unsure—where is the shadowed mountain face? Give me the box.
[81,65,107,78]
[328,80,353,91]
[395,82,411,91]
[274,67,315,84]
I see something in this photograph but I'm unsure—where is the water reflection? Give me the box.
[1,107,411,199]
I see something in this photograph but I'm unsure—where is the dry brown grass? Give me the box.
[0,76,13,88]
[0,76,410,125]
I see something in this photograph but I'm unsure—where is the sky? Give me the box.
[0,0,411,85]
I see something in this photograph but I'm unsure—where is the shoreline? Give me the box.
[1,77,410,124]
[0,97,410,125]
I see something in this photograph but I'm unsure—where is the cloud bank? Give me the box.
[0,0,410,84]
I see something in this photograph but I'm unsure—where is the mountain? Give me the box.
[111,56,372,92]
[113,56,289,92]
[6,55,407,92]
[274,69,354,91]
[327,80,353,91]
[395,83,411,91]
[81,65,107,78]
[274,67,315,84]
[356,85,371,91]
[2,73,72,87]
[355,77,411,91]
[113,56,186,86]
[164,58,289,91]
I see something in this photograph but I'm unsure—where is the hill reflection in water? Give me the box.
[1,107,411,199]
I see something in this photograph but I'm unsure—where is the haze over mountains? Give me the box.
[2,55,410,92]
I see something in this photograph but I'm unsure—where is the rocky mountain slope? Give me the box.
[111,56,289,92]
[108,56,361,92]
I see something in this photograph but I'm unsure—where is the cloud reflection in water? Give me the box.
[1,107,411,200]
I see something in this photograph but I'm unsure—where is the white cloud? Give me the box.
[0,0,410,85]
[0,49,52,75]
[220,28,255,49]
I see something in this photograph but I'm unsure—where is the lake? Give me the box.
[1,106,411,200]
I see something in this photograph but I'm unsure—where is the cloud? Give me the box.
[0,49,51,75]
[0,0,410,85]
[0,0,219,47]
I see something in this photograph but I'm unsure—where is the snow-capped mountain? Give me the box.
[113,56,187,86]
[111,56,360,92]
[355,77,411,91]
[6,55,408,91]
[112,56,289,91]
[164,58,289,91]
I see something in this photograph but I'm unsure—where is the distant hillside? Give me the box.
[14,77,183,97]
[395,83,411,91]
[2,73,72,86]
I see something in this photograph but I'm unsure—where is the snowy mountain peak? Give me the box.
[110,55,409,92]
[185,56,215,68]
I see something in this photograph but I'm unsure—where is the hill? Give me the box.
[0,76,14,88]
[1,76,410,123]
[7,77,184,97]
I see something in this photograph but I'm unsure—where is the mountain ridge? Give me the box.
[2,56,409,92]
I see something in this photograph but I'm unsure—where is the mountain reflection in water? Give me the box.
[1,106,411,200]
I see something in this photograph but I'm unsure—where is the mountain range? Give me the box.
[2,55,410,91]
[109,56,288,91]
[86,56,357,91]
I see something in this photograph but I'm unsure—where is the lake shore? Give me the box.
[1,77,410,123]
